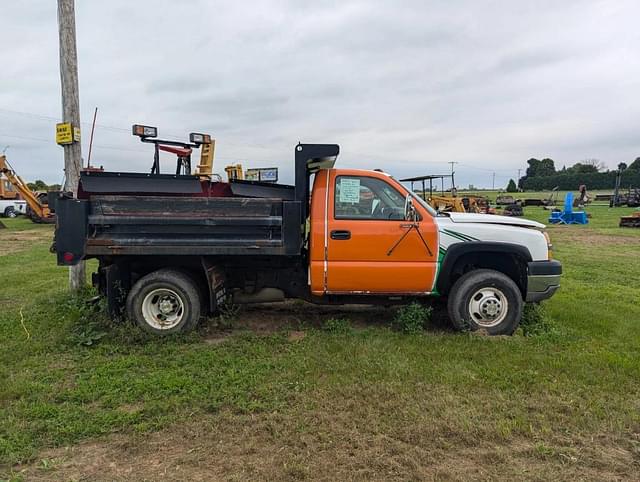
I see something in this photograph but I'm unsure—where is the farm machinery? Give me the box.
[620,211,640,228]
[0,154,54,223]
[610,168,640,207]
[400,174,495,214]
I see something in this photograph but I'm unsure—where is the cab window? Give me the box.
[334,176,406,220]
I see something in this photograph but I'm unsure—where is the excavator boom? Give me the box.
[0,155,53,222]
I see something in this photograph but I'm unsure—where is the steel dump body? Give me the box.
[54,144,340,267]
[82,195,302,257]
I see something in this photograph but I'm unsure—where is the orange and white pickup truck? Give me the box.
[54,143,561,336]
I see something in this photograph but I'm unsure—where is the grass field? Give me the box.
[1,205,639,480]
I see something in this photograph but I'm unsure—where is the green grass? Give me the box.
[1,208,639,478]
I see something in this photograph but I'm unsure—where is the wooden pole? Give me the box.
[57,0,85,291]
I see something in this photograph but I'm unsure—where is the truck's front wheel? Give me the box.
[447,269,522,335]
[127,269,201,335]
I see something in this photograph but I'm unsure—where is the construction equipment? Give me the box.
[608,168,640,207]
[524,186,559,208]
[0,154,54,223]
[495,193,516,206]
[428,194,465,212]
[628,189,640,207]
[611,168,623,207]
[400,174,491,214]
[548,192,588,225]
[620,211,640,228]
[225,164,244,181]
[1,174,19,200]
[611,187,640,207]
[502,202,523,217]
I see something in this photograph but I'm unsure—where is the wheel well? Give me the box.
[96,257,211,319]
[440,251,528,298]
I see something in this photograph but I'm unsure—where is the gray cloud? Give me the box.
[1,0,639,189]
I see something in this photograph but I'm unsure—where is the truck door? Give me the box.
[325,172,438,294]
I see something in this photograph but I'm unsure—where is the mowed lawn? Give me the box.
[1,205,639,481]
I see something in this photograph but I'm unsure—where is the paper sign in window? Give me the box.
[339,178,360,203]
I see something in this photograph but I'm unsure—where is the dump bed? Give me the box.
[54,143,340,266]
[54,194,302,265]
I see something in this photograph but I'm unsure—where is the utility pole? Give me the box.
[492,172,496,190]
[57,0,85,291]
[448,161,458,189]
[517,168,522,192]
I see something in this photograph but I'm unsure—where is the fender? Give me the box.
[436,242,532,295]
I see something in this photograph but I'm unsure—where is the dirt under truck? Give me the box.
[53,135,562,336]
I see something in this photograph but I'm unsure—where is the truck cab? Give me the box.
[307,166,560,334]
[54,142,561,336]
[309,169,439,295]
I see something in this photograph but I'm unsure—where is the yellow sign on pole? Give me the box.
[56,122,73,145]
[73,126,81,142]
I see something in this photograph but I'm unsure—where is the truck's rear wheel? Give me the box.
[126,269,201,335]
[447,269,522,335]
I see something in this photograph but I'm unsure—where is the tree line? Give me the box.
[510,157,640,191]
[26,180,62,192]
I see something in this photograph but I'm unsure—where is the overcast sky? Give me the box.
[1,0,639,188]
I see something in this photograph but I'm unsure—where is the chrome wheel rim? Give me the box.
[467,287,508,327]
[141,288,184,330]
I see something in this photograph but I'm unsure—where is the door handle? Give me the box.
[330,230,351,240]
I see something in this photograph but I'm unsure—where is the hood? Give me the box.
[443,212,545,229]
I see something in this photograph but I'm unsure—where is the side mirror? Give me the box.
[404,195,417,221]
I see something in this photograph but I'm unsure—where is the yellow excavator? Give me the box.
[0,154,54,223]
[400,174,493,214]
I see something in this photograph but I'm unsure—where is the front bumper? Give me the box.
[526,260,562,302]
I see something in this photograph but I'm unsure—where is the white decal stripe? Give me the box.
[323,170,330,292]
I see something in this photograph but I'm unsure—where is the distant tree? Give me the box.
[506,179,517,192]
[525,158,556,177]
[582,158,605,172]
[566,162,599,174]
[48,183,62,191]
[618,162,627,172]
[27,180,48,191]
[628,157,640,170]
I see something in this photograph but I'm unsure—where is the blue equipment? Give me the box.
[548,192,588,224]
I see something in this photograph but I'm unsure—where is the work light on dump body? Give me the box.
[189,133,211,145]
[132,124,158,138]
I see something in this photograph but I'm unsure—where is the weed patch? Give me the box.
[519,303,558,337]
[215,302,241,329]
[321,317,352,334]
[392,302,433,333]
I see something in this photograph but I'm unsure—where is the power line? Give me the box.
[0,107,282,152]
[0,107,134,134]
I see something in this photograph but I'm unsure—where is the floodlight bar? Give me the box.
[132,124,158,138]
[189,132,211,145]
